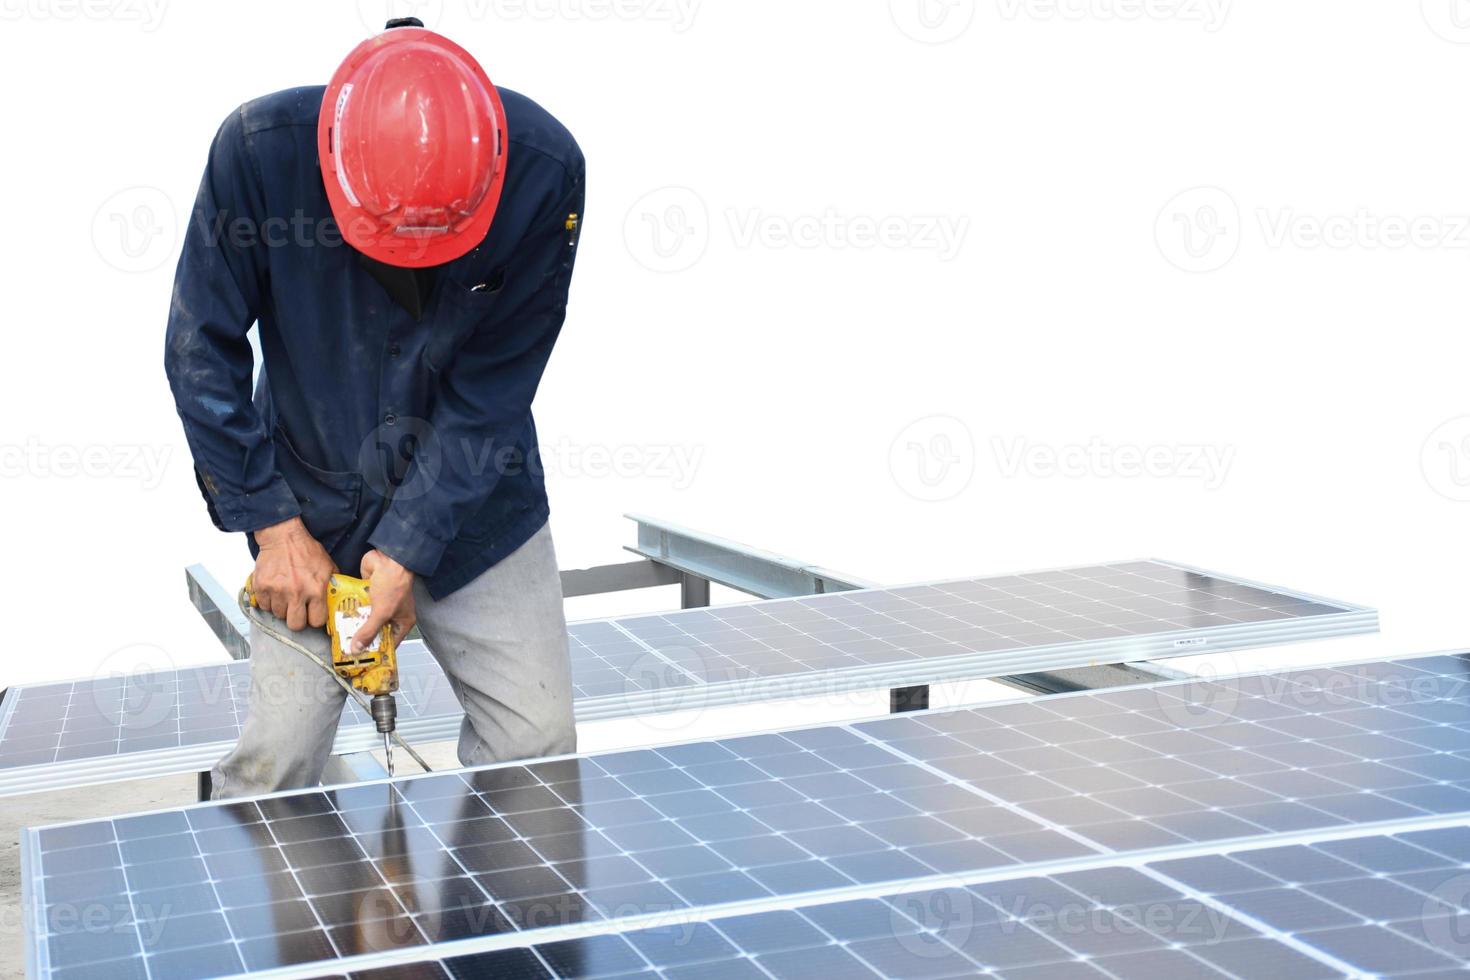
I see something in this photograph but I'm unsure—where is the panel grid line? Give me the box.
[249,799,366,972]
[1136,862,1363,976]
[848,715,1113,853]
[143,809,1470,980]
[605,616,705,687]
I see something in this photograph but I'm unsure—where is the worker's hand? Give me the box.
[354,549,416,654]
[252,517,336,632]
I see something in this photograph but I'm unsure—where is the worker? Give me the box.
[164,19,584,798]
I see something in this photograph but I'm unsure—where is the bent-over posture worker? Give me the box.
[164,20,584,798]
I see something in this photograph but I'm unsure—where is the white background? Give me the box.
[0,0,1465,747]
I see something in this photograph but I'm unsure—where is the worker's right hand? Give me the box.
[252,517,336,631]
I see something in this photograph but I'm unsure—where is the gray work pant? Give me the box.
[210,523,576,799]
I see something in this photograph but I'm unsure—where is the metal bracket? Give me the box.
[890,685,931,713]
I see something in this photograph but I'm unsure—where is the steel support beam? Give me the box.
[559,559,683,598]
[626,514,880,599]
[995,661,1190,696]
[681,573,711,609]
[185,564,251,661]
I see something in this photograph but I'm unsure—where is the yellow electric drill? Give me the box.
[245,573,402,773]
[325,575,401,769]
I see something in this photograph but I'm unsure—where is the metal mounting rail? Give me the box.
[184,564,251,661]
[624,513,877,599]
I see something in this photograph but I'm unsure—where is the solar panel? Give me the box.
[853,652,1470,850]
[1150,826,1470,976]
[22,725,1089,979]
[23,652,1469,980]
[0,560,1376,796]
[289,823,1470,978]
[606,560,1370,696]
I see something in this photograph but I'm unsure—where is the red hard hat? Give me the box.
[319,26,507,268]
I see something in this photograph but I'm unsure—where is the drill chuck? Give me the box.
[370,693,397,734]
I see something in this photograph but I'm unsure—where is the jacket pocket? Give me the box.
[425,269,507,373]
[272,426,362,553]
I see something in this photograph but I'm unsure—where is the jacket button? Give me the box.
[384,413,398,426]
[389,345,401,357]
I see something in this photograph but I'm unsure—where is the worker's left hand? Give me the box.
[353,549,417,654]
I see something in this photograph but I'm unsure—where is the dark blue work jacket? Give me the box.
[164,86,584,598]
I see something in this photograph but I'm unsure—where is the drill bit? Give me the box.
[371,694,399,779]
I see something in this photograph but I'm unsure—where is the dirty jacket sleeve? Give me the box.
[164,109,302,534]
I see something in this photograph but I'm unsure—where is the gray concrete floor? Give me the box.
[1,774,198,980]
